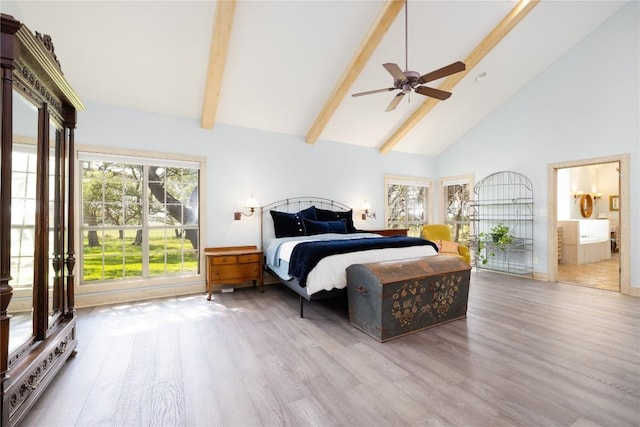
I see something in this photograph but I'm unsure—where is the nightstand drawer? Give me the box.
[211,263,260,281]
[211,255,237,265]
[238,254,260,263]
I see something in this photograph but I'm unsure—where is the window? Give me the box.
[439,175,472,244]
[79,151,201,284]
[385,175,432,237]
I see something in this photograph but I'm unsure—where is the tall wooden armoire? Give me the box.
[1,13,85,426]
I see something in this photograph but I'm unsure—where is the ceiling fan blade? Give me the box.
[385,91,405,112]
[418,61,466,84]
[352,87,396,97]
[383,63,407,81]
[415,85,452,100]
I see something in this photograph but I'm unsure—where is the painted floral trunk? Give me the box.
[346,256,471,342]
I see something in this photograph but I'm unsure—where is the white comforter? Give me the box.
[265,233,438,295]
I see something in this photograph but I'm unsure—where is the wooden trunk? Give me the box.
[346,256,471,342]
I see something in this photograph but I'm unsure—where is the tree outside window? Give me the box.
[443,181,471,244]
[80,156,200,283]
[385,176,431,237]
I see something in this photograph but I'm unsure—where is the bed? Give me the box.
[261,197,439,316]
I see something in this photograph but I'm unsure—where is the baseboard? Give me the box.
[75,282,206,308]
[533,272,549,281]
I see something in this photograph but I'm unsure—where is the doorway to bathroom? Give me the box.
[557,162,619,291]
[548,154,630,294]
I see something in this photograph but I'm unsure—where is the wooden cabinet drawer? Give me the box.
[238,254,260,263]
[211,263,260,282]
[211,255,237,265]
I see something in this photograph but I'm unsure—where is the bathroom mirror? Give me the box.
[580,194,593,218]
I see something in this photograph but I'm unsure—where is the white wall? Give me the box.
[77,103,436,249]
[557,168,571,219]
[595,163,621,225]
[436,2,639,287]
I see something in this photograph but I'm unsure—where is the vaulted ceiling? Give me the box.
[8,0,627,155]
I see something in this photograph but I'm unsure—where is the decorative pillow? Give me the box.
[270,206,317,238]
[315,208,356,233]
[270,211,304,237]
[438,240,460,254]
[303,218,348,235]
[297,205,317,221]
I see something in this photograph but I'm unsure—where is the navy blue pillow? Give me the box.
[303,218,348,235]
[298,206,317,221]
[315,208,356,233]
[270,206,317,238]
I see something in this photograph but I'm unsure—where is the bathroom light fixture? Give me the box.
[361,200,376,220]
[573,191,584,203]
[593,192,602,204]
[234,195,260,220]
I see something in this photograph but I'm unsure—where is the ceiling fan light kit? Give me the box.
[352,0,466,111]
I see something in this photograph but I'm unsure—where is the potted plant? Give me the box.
[476,232,494,265]
[490,223,513,248]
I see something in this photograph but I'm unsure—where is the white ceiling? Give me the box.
[7,0,627,156]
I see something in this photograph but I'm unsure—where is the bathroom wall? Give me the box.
[566,163,619,224]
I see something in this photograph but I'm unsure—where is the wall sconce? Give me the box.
[573,191,584,203]
[234,195,260,220]
[593,192,602,204]
[361,200,376,220]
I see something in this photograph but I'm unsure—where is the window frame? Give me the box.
[384,175,433,237]
[75,144,206,296]
[437,174,473,244]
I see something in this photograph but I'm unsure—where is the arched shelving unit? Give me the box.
[470,171,534,275]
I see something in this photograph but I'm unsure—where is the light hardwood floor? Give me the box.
[18,271,640,427]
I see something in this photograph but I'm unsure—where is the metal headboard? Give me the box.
[260,197,351,250]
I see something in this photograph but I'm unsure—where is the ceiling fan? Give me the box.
[352,0,466,112]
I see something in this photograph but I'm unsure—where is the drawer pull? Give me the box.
[355,285,367,294]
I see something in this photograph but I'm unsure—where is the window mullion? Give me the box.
[142,165,150,277]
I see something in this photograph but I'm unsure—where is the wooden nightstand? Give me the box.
[364,229,408,237]
[204,245,263,300]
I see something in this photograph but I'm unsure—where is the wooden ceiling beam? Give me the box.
[379,0,539,154]
[201,0,236,129]
[305,0,405,145]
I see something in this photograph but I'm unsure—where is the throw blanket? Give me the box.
[289,236,438,287]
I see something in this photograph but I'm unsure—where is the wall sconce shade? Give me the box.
[234,195,260,220]
[245,196,260,209]
[361,200,376,220]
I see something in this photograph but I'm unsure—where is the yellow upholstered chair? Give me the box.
[422,224,471,265]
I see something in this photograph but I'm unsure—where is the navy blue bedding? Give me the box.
[288,236,438,287]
